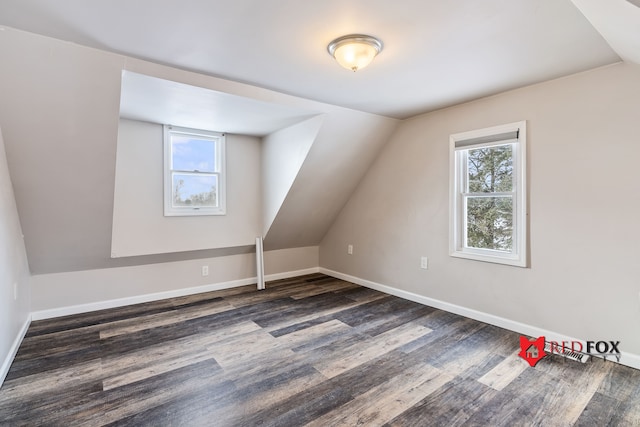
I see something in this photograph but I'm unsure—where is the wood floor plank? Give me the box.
[288,279,360,300]
[237,380,354,427]
[210,364,328,426]
[573,392,622,426]
[0,361,107,426]
[102,347,219,391]
[274,318,352,348]
[402,316,486,364]
[543,358,613,426]
[265,290,386,336]
[99,298,235,339]
[0,274,637,426]
[322,349,424,399]
[333,296,416,329]
[250,293,357,330]
[384,376,499,426]
[306,362,454,427]
[25,299,177,337]
[617,388,640,426]
[207,327,296,369]
[98,359,233,426]
[313,321,432,378]
[6,328,102,381]
[478,351,529,391]
[595,360,640,401]
[101,321,259,390]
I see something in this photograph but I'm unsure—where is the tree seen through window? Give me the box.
[465,144,514,251]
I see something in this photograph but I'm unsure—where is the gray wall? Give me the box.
[0,126,31,385]
[0,27,387,315]
[320,62,640,357]
[31,246,319,313]
[112,119,261,257]
[264,111,398,250]
[0,27,397,276]
[0,29,126,274]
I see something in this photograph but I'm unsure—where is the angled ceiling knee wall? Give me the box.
[0,27,398,273]
[261,115,324,237]
[264,111,398,250]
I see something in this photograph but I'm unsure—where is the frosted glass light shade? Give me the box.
[328,34,382,72]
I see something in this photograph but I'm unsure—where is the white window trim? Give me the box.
[449,121,527,267]
[163,125,226,217]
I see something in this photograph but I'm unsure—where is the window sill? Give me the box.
[450,250,527,268]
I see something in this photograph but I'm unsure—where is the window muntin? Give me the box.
[463,143,514,252]
[164,125,226,216]
[450,121,526,266]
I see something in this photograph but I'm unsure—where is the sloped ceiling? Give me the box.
[119,71,319,136]
[0,0,621,119]
[570,0,640,65]
[0,27,398,273]
[0,1,638,273]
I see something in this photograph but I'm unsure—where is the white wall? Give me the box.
[320,62,640,359]
[112,119,261,257]
[0,127,31,386]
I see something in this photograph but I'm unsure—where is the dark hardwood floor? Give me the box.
[1,273,639,426]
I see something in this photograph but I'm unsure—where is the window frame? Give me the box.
[449,121,527,267]
[163,125,226,217]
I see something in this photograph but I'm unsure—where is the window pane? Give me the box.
[466,196,513,251]
[171,135,216,172]
[467,144,513,193]
[172,173,218,207]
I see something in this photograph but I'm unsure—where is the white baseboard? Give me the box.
[265,267,320,282]
[31,267,321,321]
[0,314,31,389]
[32,278,255,320]
[320,268,640,371]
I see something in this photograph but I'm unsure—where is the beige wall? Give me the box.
[31,246,319,314]
[112,119,261,257]
[0,29,123,274]
[320,62,640,356]
[264,111,398,250]
[0,126,31,384]
[264,246,319,276]
[0,27,397,274]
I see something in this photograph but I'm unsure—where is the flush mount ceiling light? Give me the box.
[327,34,383,72]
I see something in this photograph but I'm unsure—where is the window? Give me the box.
[449,121,527,267]
[164,125,226,216]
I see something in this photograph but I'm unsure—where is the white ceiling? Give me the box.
[0,0,631,119]
[120,71,319,136]
[571,0,640,66]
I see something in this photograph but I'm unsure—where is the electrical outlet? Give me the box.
[420,257,428,270]
[13,282,18,300]
[201,266,209,277]
[347,244,353,255]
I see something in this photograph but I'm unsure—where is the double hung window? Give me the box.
[164,125,226,216]
[449,121,527,266]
